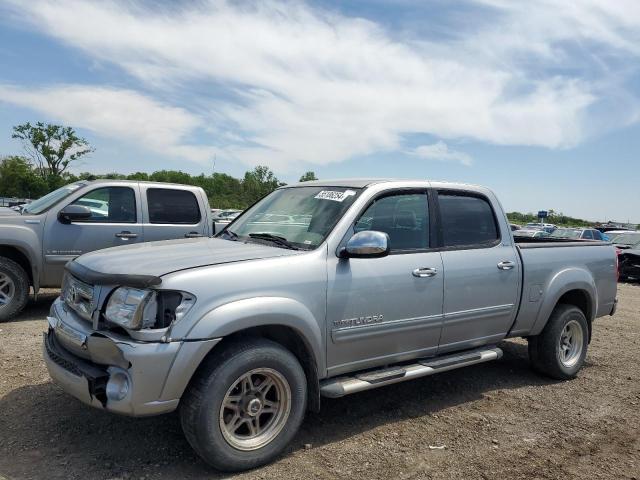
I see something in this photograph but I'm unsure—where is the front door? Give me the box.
[435,190,520,353]
[326,191,444,376]
[42,185,143,285]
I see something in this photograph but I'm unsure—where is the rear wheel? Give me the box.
[180,338,307,472]
[528,304,588,380]
[0,257,29,322]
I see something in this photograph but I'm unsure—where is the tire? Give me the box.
[0,257,29,322]
[528,304,589,380]
[180,338,307,472]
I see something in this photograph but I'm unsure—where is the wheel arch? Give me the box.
[0,245,34,287]
[167,297,325,412]
[531,270,596,340]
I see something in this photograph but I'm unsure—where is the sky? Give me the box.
[0,0,639,222]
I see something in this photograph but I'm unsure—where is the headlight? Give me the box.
[104,287,195,330]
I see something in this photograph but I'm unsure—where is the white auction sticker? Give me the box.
[314,190,356,202]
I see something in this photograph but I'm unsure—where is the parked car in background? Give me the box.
[513,229,549,238]
[0,180,212,320]
[43,178,617,471]
[510,223,521,231]
[619,247,640,281]
[525,223,557,233]
[212,209,242,223]
[549,228,606,241]
[609,231,640,247]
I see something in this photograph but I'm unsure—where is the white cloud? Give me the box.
[0,84,215,164]
[1,0,639,171]
[409,142,473,167]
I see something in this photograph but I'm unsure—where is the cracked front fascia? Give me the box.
[86,333,131,369]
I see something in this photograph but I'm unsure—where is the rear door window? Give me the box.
[582,230,594,240]
[147,188,201,224]
[437,192,499,248]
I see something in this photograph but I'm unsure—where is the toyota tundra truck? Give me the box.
[0,179,212,320]
[42,179,618,471]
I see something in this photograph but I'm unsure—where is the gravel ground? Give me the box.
[1,285,639,480]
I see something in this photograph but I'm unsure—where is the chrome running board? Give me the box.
[320,347,503,398]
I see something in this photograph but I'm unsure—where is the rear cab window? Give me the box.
[436,191,500,248]
[147,188,201,224]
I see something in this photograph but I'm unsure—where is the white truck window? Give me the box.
[70,187,136,223]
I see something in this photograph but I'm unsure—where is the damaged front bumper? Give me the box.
[43,298,219,416]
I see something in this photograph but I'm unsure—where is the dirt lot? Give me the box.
[1,285,639,480]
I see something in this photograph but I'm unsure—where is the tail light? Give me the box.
[615,248,621,280]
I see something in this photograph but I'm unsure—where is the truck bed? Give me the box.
[507,239,617,338]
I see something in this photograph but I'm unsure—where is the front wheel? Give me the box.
[180,338,307,472]
[0,257,29,322]
[528,304,589,380]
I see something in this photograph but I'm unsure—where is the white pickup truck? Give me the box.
[43,179,618,471]
[0,180,212,320]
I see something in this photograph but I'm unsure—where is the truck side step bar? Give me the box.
[320,347,503,398]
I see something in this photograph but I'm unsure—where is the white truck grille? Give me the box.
[61,274,95,321]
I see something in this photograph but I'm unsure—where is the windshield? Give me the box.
[23,182,87,215]
[612,232,640,246]
[549,228,581,239]
[220,186,362,250]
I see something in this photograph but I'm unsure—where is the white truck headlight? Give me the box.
[105,287,156,330]
[104,287,196,330]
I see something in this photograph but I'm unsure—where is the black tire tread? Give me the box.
[528,303,588,380]
[180,337,307,472]
[0,257,29,322]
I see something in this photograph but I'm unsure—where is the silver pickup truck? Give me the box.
[42,179,617,471]
[0,180,212,320]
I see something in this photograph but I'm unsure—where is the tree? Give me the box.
[12,122,93,178]
[0,156,48,198]
[298,171,318,182]
[242,166,283,204]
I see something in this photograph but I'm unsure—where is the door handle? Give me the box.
[115,231,138,239]
[412,267,438,278]
[497,261,515,270]
[184,232,203,238]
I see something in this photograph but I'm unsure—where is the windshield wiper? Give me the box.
[248,233,299,250]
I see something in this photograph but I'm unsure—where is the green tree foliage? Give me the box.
[12,122,93,178]
[0,156,48,198]
[299,171,318,182]
[0,157,298,209]
[242,166,285,205]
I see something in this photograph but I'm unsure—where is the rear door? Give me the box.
[42,185,143,285]
[436,190,520,353]
[140,186,209,242]
[326,189,444,376]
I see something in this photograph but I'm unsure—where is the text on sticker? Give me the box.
[314,190,356,202]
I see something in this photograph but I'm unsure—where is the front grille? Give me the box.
[45,331,82,376]
[62,274,95,321]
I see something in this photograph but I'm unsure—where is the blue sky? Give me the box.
[0,0,639,221]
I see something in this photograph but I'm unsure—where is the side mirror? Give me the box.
[58,205,92,224]
[340,230,390,258]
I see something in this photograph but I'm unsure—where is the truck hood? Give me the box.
[75,237,303,277]
[0,207,21,216]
